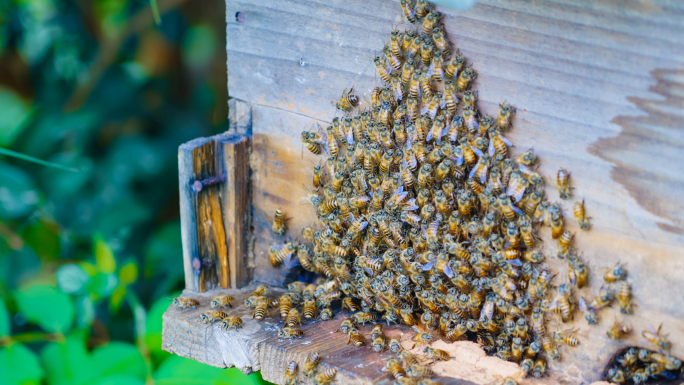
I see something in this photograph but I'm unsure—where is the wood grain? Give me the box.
[219,0,684,380]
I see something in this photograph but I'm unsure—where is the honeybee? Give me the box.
[220,316,243,331]
[423,347,450,363]
[336,88,358,111]
[400,307,415,326]
[497,102,516,130]
[252,297,270,320]
[642,324,671,351]
[618,281,632,314]
[431,28,451,56]
[171,297,199,312]
[588,287,614,312]
[604,263,627,282]
[253,284,270,296]
[578,297,598,324]
[347,329,366,346]
[532,358,546,379]
[372,335,386,352]
[411,332,433,348]
[269,242,296,268]
[388,338,402,353]
[557,231,573,257]
[557,168,571,199]
[405,364,434,379]
[607,367,626,384]
[422,10,440,34]
[284,361,298,385]
[607,319,631,339]
[573,199,590,230]
[313,368,337,385]
[553,329,579,346]
[401,0,416,23]
[210,295,235,309]
[386,358,407,380]
[303,351,321,379]
[278,327,304,339]
[286,308,302,327]
[457,68,477,91]
[318,308,334,321]
[336,318,356,334]
[200,310,229,325]
[302,298,318,320]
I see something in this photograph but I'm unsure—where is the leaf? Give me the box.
[56,264,90,294]
[90,342,146,380]
[0,297,8,336]
[84,272,118,301]
[118,261,138,285]
[0,86,34,147]
[154,356,269,385]
[0,161,39,219]
[39,152,93,198]
[150,0,161,25]
[73,295,95,328]
[21,218,61,260]
[0,343,44,385]
[144,221,183,279]
[91,375,145,385]
[181,25,217,68]
[0,148,79,172]
[15,285,74,333]
[109,286,126,312]
[145,292,179,364]
[40,330,96,385]
[94,237,116,274]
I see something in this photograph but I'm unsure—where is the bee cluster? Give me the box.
[284,353,339,385]
[171,295,245,331]
[606,346,683,384]
[259,1,684,383]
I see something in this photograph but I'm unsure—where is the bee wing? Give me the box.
[271,243,288,251]
[358,221,369,232]
[426,62,435,79]
[501,135,512,146]
[349,211,356,222]
[506,258,523,266]
[346,125,355,145]
[394,82,403,102]
[422,260,437,271]
[402,198,419,211]
[426,125,434,142]
[512,185,526,203]
[511,204,525,216]
[468,163,480,179]
[506,176,520,197]
[439,96,446,110]
[488,139,495,157]
[453,148,465,166]
[283,254,301,269]
[471,145,484,157]
[443,263,455,278]
[420,103,429,115]
[479,164,488,184]
[518,164,533,175]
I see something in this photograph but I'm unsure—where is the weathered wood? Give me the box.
[218,0,684,381]
[178,102,253,291]
[163,287,499,385]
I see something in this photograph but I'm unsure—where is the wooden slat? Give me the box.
[216,0,684,381]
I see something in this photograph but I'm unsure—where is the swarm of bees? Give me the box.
[606,345,682,384]
[245,0,680,383]
[284,352,337,385]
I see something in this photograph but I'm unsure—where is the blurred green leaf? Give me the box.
[40,330,95,385]
[150,0,161,25]
[0,87,34,147]
[39,153,93,198]
[84,272,118,301]
[73,295,95,327]
[22,219,61,261]
[15,285,74,333]
[182,25,217,68]
[90,342,147,380]
[94,237,117,274]
[0,161,39,219]
[109,286,126,312]
[0,343,44,385]
[0,297,9,336]
[56,264,90,294]
[95,198,152,238]
[144,221,183,277]
[119,260,139,285]
[145,292,178,365]
[155,355,269,385]
[91,375,145,385]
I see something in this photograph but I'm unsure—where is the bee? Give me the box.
[200,310,229,325]
[652,353,682,370]
[549,212,564,240]
[520,358,534,375]
[303,135,323,155]
[604,263,627,282]
[642,324,671,351]
[431,28,451,56]
[389,338,402,353]
[550,285,573,323]
[318,308,334,321]
[401,0,416,23]
[588,287,614,313]
[607,367,626,384]
[617,347,638,367]
[446,323,467,340]
[352,311,376,325]
[557,231,573,257]
[336,88,358,111]
[406,364,434,379]
[286,308,302,327]
[336,318,356,334]
[386,358,407,380]
[423,347,450,363]
[341,297,360,312]
[278,327,304,339]
[303,352,321,379]
[372,335,386,352]
[420,39,433,66]
[578,297,598,324]
[422,10,440,34]
[573,199,590,230]
[457,68,477,91]
[210,295,235,309]
[618,282,632,314]
[347,329,366,346]
[269,242,296,267]
[553,329,579,346]
[313,368,337,385]
[171,297,199,312]
[400,307,416,326]
[252,297,270,320]
[444,54,465,79]
[283,361,299,385]
[557,168,571,199]
[220,316,243,331]
[532,358,546,379]
[415,0,429,18]
[497,102,515,130]
[411,332,433,348]
[253,284,270,296]
[607,320,631,339]
[370,324,384,340]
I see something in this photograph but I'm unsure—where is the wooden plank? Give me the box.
[220,133,252,289]
[218,0,684,381]
[193,141,230,291]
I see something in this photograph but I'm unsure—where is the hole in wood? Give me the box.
[603,346,682,384]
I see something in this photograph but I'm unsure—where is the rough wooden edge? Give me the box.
[179,98,253,292]
[220,134,252,289]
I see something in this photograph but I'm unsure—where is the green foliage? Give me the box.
[0,0,268,383]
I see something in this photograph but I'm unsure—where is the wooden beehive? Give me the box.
[162,0,684,383]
